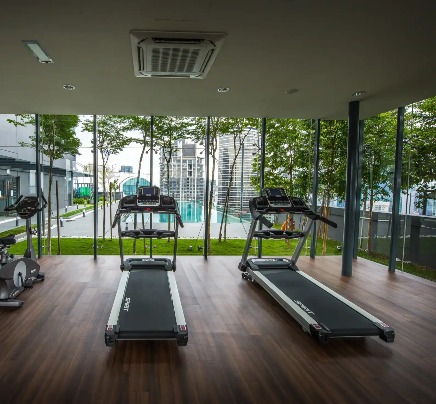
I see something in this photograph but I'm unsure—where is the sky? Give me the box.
[75,123,161,185]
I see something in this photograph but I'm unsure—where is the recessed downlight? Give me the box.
[285,89,298,95]
[352,91,366,97]
[63,84,75,90]
[217,87,229,93]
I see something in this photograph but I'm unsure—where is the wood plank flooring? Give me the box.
[0,255,435,404]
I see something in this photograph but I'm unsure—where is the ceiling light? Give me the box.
[217,87,229,93]
[63,84,76,90]
[22,40,53,63]
[285,89,298,95]
[352,91,366,97]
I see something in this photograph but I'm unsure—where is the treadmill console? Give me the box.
[137,186,160,206]
[289,197,309,212]
[263,188,292,208]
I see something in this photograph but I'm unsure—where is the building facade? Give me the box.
[159,139,204,203]
[0,114,78,211]
[217,130,259,214]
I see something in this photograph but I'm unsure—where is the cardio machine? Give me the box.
[239,187,395,343]
[0,194,47,307]
[105,186,188,347]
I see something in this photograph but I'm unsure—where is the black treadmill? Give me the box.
[105,186,188,347]
[239,187,395,344]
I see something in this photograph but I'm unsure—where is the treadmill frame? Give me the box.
[105,190,188,347]
[239,190,395,343]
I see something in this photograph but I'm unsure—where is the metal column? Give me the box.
[353,120,364,259]
[258,117,266,258]
[310,119,321,258]
[204,117,210,259]
[93,115,98,260]
[35,114,42,258]
[342,101,359,276]
[388,107,405,272]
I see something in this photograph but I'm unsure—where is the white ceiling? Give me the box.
[1,0,435,120]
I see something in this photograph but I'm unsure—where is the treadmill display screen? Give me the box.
[263,188,291,206]
[290,197,308,210]
[137,186,160,205]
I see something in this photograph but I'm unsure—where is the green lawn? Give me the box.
[4,234,434,282]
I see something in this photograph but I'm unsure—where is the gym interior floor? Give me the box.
[0,255,434,403]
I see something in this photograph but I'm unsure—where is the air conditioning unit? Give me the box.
[130,30,226,79]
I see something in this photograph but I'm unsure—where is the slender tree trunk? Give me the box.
[360,198,367,249]
[47,158,54,254]
[207,135,218,254]
[102,163,106,240]
[56,180,61,255]
[367,188,374,252]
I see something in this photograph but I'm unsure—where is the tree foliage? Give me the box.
[82,115,132,239]
[251,118,314,199]
[8,114,80,254]
[403,97,436,213]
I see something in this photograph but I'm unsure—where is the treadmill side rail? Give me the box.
[375,322,395,343]
[249,269,321,335]
[167,271,188,346]
[106,271,130,345]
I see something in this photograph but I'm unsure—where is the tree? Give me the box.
[8,114,81,254]
[251,118,314,199]
[318,120,348,254]
[218,118,258,242]
[82,115,132,240]
[403,97,436,214]
[119,116,152,253]
[154,116,196,234]
[361,111,396,251]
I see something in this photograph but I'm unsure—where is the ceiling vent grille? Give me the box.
[130,31,226,78]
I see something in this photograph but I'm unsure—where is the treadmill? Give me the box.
[105,186,188,347]
[239,187,395,344]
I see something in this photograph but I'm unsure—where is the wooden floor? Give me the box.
[0,255,435,404]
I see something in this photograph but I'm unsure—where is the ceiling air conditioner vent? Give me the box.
[130,31,226,79]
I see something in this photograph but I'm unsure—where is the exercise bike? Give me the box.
[0,194,47,307]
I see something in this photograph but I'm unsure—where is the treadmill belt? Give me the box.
[119,270,176,334]
[260,269,378,336]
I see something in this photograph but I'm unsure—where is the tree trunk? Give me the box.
[207,135,218,254]
[102,163,106,240]
[47,157,54,254]
[56,180,61,255]
[367,189,374,252]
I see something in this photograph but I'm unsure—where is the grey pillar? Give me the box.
[310,119,321,258]
[35,114,42,258]
[353,120,364,259]
[388,107,405,272]
[342,101,359,276]
[258,117,266,258]
[204,117,210,259]
[93,115,98,260]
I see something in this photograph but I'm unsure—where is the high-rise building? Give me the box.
[159,139,204,203]
[217,130,259,214]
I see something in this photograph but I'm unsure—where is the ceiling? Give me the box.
[1,0,435,120]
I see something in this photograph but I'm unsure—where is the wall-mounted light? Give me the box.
[22,40,53,64]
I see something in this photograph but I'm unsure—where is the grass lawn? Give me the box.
[4,234,434,282]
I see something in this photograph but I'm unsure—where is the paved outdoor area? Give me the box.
[0,203,252,239]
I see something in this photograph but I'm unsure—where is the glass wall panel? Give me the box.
[357,110,397,265]
[309,120,348,258]
[397,98,436,280]
[204,117,260,256]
